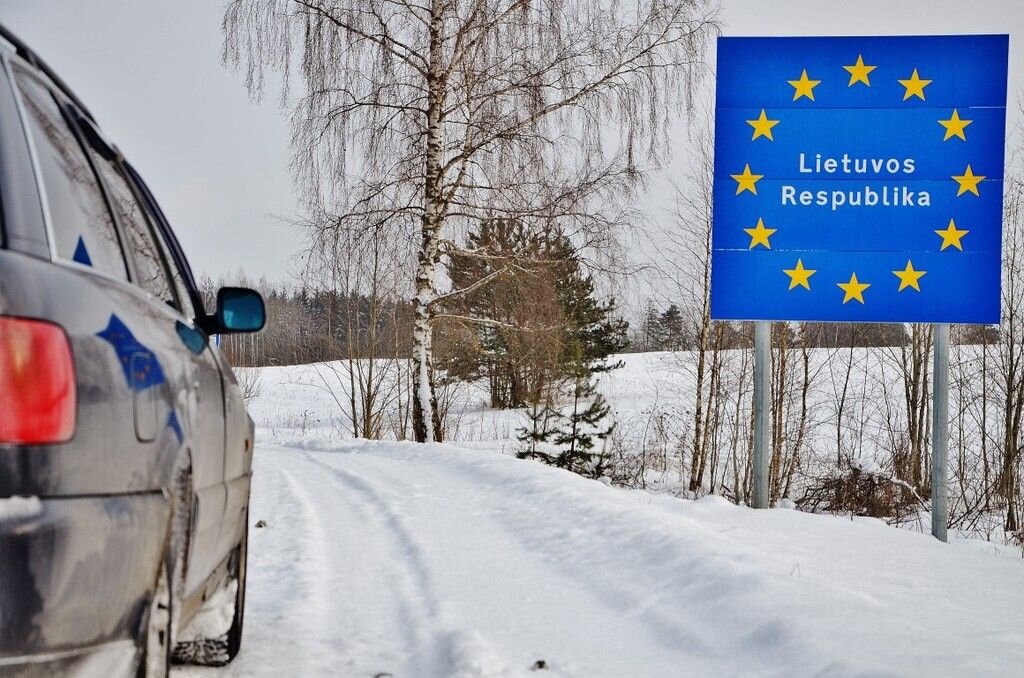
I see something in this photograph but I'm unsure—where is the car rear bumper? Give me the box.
[0,492,169,676]
[0,640,137,677]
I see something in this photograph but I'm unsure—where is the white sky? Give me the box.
[3,0,1022,285]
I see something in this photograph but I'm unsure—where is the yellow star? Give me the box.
[788,69,821,101]
[935,219,969,251]
[783,259,816,291]
[747,109,780,141]
[892,260,926,292]
[843,54,877,87]
[731,164,763,195]
[938,109,973,142]
[952,165,985,197]
[837,273,870,304]
[744,218,776,249]
[898,68,932,101]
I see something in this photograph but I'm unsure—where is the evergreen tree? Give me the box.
[446,219,628,408]
[551,371,614,476]
[551,235,628,375]
[641,300,661,351]
[518,340,616,477]
[658,304,685,351]
[447,219,624,477]
[516,394,557,462]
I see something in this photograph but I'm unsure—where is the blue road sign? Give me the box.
[710,35,1009,324]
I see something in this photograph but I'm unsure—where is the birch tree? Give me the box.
[223,0,718,441]
[995,174,1024,531]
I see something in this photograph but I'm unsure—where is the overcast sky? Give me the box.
[3,0,1022,286]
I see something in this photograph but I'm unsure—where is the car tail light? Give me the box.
[0,317,76,444]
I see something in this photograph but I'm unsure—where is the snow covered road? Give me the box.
[178,441,1024,677]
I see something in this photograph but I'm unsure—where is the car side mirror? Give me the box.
[205,287,265,334]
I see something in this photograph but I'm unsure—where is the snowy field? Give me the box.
[240,349,1017,536]
[174,355,1024,677]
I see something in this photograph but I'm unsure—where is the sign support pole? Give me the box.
[931,323,950,542]
[753,321,770,509]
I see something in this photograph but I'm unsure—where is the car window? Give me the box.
[165,255,197,319]
[148,207,196,319]
[88,150,177,307]
[125,163,205,319]
[13,70,128,280]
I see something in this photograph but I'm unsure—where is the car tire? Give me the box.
[224,511,248,663]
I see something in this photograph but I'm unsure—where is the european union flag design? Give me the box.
[166,410,184,444]
[711,35,1008,324]
[96,314,167,391]
[72,236,92,267]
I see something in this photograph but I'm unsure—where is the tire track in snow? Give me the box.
[188,445,695,677]
[364,448,814,675]
[295,451,454,676]
[297,448,692,678]
[276,465,337,645]
[303,447,724,676]
[182,441,1024,677]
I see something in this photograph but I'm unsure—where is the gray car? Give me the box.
[0,24,263,676]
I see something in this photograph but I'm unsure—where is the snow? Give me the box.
[245,349,1024,545]
[176,438,1024,677]
[0,496,42,521]
[178,580,237,643]
[173,353,1024,675]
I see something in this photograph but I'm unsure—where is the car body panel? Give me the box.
[0,249,183,497]
[0,640,137,677]
[0,493,167,659]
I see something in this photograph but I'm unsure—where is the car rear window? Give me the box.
[13,70,128,281]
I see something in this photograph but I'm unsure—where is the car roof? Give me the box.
[0,21,97,126]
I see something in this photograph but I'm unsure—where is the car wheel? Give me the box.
[224,512,248,662]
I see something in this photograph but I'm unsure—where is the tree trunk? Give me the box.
[689,306,709,492]
[412,1,445,443]
[783,333,811,499]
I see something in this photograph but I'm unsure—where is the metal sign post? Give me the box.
[931,323,950,541]
[753,321,771,508]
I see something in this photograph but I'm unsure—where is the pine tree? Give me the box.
[641,300,661,351]
[546,228,628,374]
[516,393,558,463]
[446,220,624,478]
[658,304,685,351]
[549,344,615,477]
[446,220,628,407]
